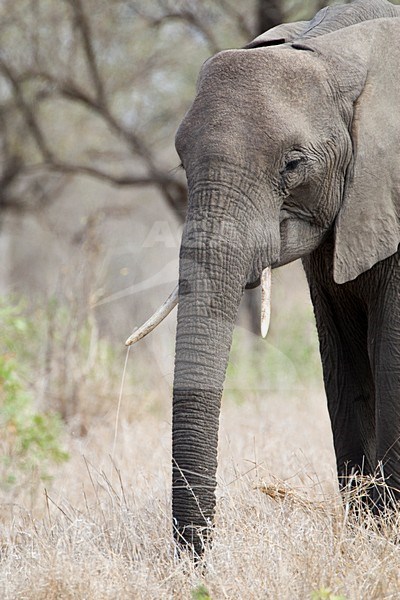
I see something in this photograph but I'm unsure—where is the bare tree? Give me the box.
[0,0,260,228]
[0,0,335,225]
[0,0,336,333]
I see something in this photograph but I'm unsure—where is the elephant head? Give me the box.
[126,1,400,556]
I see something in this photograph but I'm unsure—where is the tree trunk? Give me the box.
[256,0,284,35]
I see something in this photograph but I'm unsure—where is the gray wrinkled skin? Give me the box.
[172,0,400,555]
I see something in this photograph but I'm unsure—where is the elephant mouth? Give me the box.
[245,276,261,289]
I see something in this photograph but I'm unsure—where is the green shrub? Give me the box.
[311,588,347,600]
[191,584,212,600]
[0,300,68,491]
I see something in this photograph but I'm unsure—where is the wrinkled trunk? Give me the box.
[172,183,259,554]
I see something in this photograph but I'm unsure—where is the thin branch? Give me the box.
[0,12,188,223]
[0,59,55,162]
[0,156,23,212]
[215,0,254,40]
[6,66,158,176]
[25,160,187,220]
[56,79,186,213]
[59,79,156,164]
[0,176,64,215]
[0,60,188,220]
[256,0,284,36]
[64,0,106,105]
[29,161,168,187]
[130,4,221,55]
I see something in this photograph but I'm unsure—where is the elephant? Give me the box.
[125,0,400,555]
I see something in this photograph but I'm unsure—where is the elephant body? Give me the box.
[172,0,400,554]
[304,235,400,499]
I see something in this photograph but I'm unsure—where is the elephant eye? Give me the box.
[285,157,303,172]
[280,154,307,192]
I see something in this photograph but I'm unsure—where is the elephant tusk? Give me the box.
[125,285,179,346]
[261,267,271,338]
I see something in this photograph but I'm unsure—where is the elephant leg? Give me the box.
[368,268,400,508]
[303,255,376,489]
[315,289,376,485]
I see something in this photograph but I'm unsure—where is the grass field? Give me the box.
[2,389,400,599]
[2,266,400,599]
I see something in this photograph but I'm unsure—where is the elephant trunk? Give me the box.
[172,187,258,554]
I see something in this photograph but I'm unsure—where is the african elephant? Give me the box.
[126,0,400,555]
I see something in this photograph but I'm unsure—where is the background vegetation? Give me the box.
[1,0,400,598]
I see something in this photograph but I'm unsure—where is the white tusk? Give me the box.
[261,267,271,338]
[125,285,179,346]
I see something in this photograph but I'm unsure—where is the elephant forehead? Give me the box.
[198,48,330,106]
[176,48,333,160]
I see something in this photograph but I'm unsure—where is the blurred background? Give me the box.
[3,4,400,596]
[0,0,367,503]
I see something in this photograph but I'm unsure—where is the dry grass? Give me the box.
[1,387,400,600]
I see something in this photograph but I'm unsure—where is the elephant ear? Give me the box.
[244,21,308,48]
[312,18,400,284]
[245,0,400,50]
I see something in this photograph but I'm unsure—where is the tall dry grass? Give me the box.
[1,385,400,599]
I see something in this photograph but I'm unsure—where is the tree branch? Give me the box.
[0,3,189,224]
[256,0,284,36]
[0,59,55,162]
[129,3,221,55]
[59,79,156,164]
[29,161,167,187]
[64,0,106,105]
[26,160,187,221]
[215,0,254,40]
